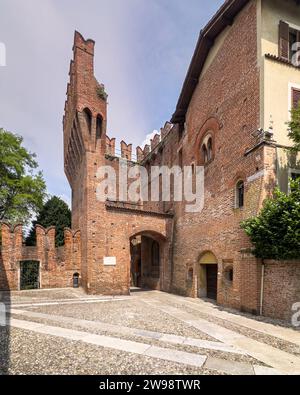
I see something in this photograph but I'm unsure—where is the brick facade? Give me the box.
[0,0,299,322]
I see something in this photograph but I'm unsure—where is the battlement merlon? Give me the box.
[0,223,81,255]
[73,31,95,55]
[138,122,174,163]
[151,134,160,151]
[106,136,116,156]
[120,141,133,161]
[106,138,137,162]
[136,146,144,162]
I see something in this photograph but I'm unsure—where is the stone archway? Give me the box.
[198,251,218,300]
[130,230,166,291]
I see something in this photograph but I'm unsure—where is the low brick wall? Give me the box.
[263,260,300,322]
[0,223,81,291]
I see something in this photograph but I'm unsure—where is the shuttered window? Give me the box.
[279,20,300,63]
[279,21,290,60]
[292,88,300,109]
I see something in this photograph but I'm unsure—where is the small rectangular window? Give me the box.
[292,88,300,109]
[236,181,245,209]
[291,172,300,181]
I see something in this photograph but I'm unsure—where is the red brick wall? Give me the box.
[139,1,266,312]
[0,224,81,291]
[263,260,300,321]
[134,1,279,316]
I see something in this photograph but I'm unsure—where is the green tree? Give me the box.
[0,128,46,224]
[26,196,71,247]
[288,101,300,151]
[241,178,300,260]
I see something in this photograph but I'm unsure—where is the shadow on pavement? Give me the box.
[0,253,10,375]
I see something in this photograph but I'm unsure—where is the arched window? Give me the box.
[202,144,208,164]
[196,119,219,166]
[207,138,213,161]
[83,108,92,134]
[200,133,213,164]
[96,115,103,140]
[236,180,245,208]
[73,273,80,288]
[151,241,160,267]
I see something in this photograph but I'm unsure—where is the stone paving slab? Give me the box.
[169,296,300,347]
[83,334,150,354]
[11,297,127,309]
[144,346,207,368]
[204,357,254,375]
[9,318,208,369]
[145,300,300,375]
[253,365,283,375]
[11,308,246,355]
[181,337,244,354]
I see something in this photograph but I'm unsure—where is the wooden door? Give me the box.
[206,264,218,300]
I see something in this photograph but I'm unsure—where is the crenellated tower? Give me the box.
[63,31,173,297]
[63,31,111,294]
[63,31,107,188]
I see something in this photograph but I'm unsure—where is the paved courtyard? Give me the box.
[1,288,300,375]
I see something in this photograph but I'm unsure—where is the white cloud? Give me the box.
[58,194,71,209]
[141,130,160,149]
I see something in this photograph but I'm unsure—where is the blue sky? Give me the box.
[0,0,223,206]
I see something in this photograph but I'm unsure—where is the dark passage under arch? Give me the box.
[130,233,164,291]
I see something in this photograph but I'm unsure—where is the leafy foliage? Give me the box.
[0,128,47,224]
[241,178,300,260]
[288,101,300,152]
[26,196,71,247]
[96,84,108,101]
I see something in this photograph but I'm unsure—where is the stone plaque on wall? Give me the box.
[103,257,117,266]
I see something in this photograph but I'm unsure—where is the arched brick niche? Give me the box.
[195,117,220,166]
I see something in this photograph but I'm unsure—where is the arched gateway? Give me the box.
[102,203,173,295]
[130,230,167,291]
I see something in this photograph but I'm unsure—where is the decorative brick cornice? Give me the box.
[105,201,174,218]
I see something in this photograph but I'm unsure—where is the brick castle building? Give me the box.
[1,0,300,322]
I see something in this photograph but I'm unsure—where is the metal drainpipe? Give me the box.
[260,260,265,316]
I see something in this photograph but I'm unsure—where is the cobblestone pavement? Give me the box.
[1,288,300,375]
